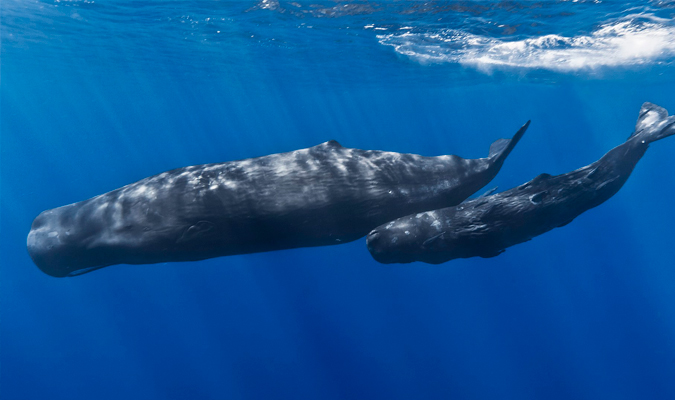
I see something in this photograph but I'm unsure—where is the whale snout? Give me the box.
[27,211,77,277]
[28,233,65,277]
[366,229,401,264]
[26,208,107,278]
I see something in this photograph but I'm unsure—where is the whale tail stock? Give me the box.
[487,120,531,163]
[630,102,675,144]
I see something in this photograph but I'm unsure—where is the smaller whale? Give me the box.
[367,102,675,264]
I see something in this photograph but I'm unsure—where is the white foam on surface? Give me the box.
[377,15,675,72]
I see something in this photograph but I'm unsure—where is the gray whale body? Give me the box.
[28,123,528,277]
[367,103,675,264]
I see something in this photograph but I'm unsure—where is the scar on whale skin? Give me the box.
[367,102,675,264]
[27,122,529,277]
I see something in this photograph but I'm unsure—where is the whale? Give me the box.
[367,102,675,264]
[27,122,529,277]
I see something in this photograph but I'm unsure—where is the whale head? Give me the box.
[26,205,116,277]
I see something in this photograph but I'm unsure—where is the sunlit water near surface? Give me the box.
[3,1,675,399]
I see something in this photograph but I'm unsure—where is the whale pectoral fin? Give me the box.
[177,221,216,244]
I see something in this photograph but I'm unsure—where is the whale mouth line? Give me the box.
[66,265,110,277]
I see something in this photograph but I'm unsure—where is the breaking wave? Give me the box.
[376,15,675,73]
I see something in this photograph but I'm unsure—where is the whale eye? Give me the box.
[177,221,216,243]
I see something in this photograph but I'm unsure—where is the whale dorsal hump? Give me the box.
[532,173,552,182]
[517,173,551,190]
[324,140,343,148]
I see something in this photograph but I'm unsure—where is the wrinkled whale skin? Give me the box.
[28,123,528,277]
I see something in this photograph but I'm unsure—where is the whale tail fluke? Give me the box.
[630,102,675,144]
[488,120,530,162]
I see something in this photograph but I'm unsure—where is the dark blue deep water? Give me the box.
[3,1,675,399]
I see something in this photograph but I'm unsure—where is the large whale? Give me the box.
[367,103,675,264]
[27,123,529,277]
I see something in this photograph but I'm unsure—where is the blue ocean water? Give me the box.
[2,0,675,398]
